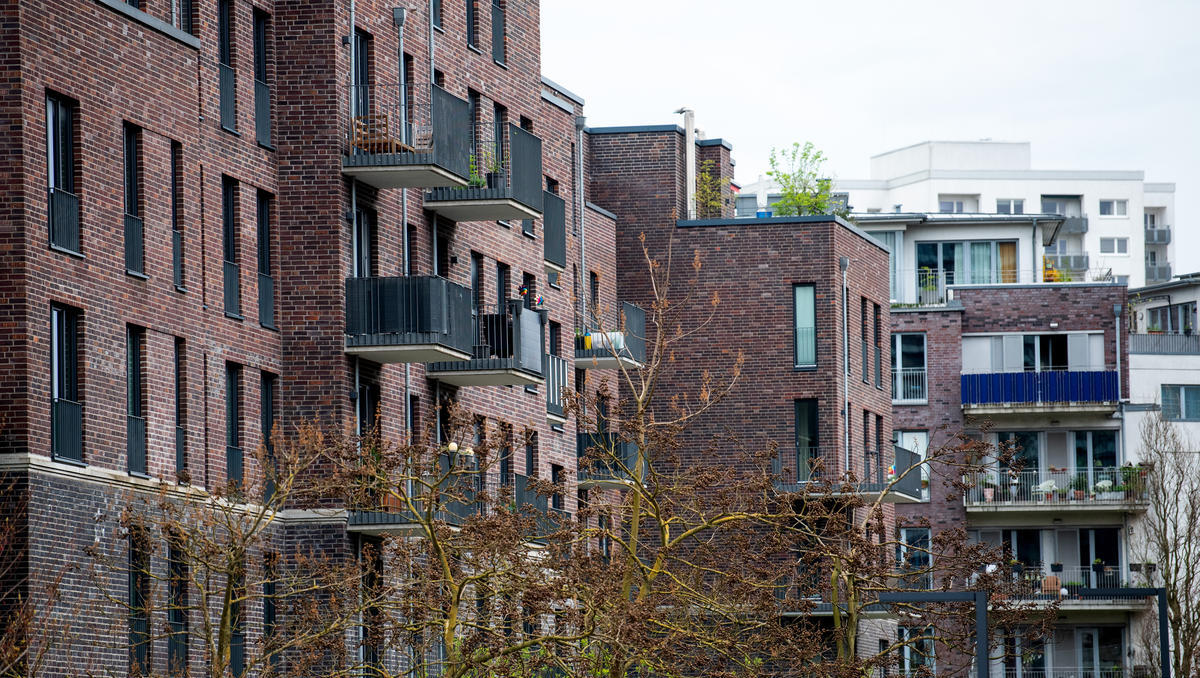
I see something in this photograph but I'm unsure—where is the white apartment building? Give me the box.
[738,141,1176,288]
[1128,275,1200,455]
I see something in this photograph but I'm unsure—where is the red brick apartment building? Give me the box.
[1,0,913,674]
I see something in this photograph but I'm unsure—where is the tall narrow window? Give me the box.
[263,552,279,671]
[47,93,79,253]
[167,534,189,676]
[176,0,194,35]
[468,90,481,162]
[171,142,185,290]
[551,464,564,511]
[174,338,186,475]
[218,0,236,131]
[496,262,510,307]
[230,559,245,677]
[499,428,512,486]
[470,251,484,310]
[432,0,443,28]
[491,0,506,64]
[860,297,868,383]
[892,333,927,403]
[226,363,242,486]
[359,540,383,670]
[466,0,478,47]
[261,372,277,502]
[222,177,241,317]
[353,206,375,278]
[127,325,147,475]
[794,399,819,481]
[257,191,275,328]
[524,429,536,477]
[873,304,882,389]
[521,272,536,309]
[492,103,507,185]
[793,285,816,368]
[253,10,272,147]
[123,123,144,275]
[352,29,372,117]
[589,271,599,319]
[129,527,151,675]
[51,304,82,462]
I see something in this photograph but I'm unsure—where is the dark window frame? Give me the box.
[170,141,185,290]
[129,526,152,675]
[127,325,147,475]
[174,338,186,475]
[167,534,189,676]
[51,304,82,462]
[793,284,817,369]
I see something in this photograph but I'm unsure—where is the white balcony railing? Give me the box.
[892,367,927,403]
[965,468,1148,507]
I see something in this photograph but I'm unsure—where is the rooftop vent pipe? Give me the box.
[675,107,696,220]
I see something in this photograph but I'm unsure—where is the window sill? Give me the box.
[468,43,483,55]
[260,321,279,332]
[523,230,537,240]
[52,454,88,468]
[222,125,241,137]
[257,141,276,152]
[793,365,817,372]
[225,312,244,321]
[893,400,929,406]
[174,285,188,294]
[129,470,152,480]
[433,25,445,34]
[497,220,511,228]
[126,270,150,280]
[49,243,85,259]
[494,60,508,69]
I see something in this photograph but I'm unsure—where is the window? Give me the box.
[263,552,279,672]
[226,363,242,486]
[492,102,507,189]
[167,534,188,676]
[230,558,246,677]
[1162,385,1200,421]
[891,334,927,403]
[524,429,536,477]
[257,191,275,328]
[866,230,900,300]
[175,0,194,34]
[588,271,600,317]
[496,262,510,306]
[996,198,1024,215]
[1099,199,1127,217]
[123,123,144,275]
[432,0,442,28]
[938,200,964,213]
[860,298,869,383]
[551,464,564,510]
[916,240,1018,289]
[171,142,185,289]
[793,285,815,368]
[352,28,372,117]
[895,430,929,499]
[499,426,512,486]
[794,399,819,481]
[51,304,82,462]
[174,338,186,474]
[217,0,236,131]
[46,92,79,253]
[127,325,147,476]
[491,0,506,64]
[873,304,883,388]
[129,526,152,675]
[1147,302,1195,334]
[897,625,935,675]
[253,10,272,147]
[354,206,376,278]
[222,177,240,317]
[897,528,931,589]
[261,372,277,502]
[521,273,536,309]
[1099,237,1128,254]
[466,0,478,47]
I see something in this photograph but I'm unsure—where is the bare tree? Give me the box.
[1131,410,1200,678]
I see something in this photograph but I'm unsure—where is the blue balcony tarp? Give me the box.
[961,370,1118,406]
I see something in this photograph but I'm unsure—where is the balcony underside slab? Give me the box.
[341,161,468,189]
[964,402,1118,416]
[424,198,540,222]
[346,337,472,364]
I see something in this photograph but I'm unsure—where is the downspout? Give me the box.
[575,116,586,321]
[1114,303,1125,468]
[428,0,435,83]
[394,7,411,441]
[840,256,851,473]
[1032,218,1040,283]
[348,0,356,117]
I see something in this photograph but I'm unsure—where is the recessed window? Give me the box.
[1162,385,1200,421]
[1099,199,1127,217]
[51,304,82,462]
[1099,237,1128,254]
[891,333,927,403]
[129,526,152,675]
[46,92,80,253]
[996,198,1024,215]
[793,285,816,368]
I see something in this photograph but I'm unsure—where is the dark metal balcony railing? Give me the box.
[861,339,869,382]
[258,272,275,328]
[172,228,184,288]
[576,301,647,366]
[424,123,543,214]
[892,368,927,403]
[223,260,240,317]
[513,473,555,539]
[965,467,1148,506]
[175,424,186,473]
[544,353,567,418]
[1145,225,1171,245]
[874,345,882,388]
[428,301,543,376]
[345,276,474,356]
[772,445,922,499]
[1130,332,1200,354]
[960,368,1119,407]
[48,187,81,253]
[577,432,643,485]
[1146,263,1172,282]
[226,445,243,486]
[344,83,471,182]
[52,398,83,462]
[1060,215,1088,234]
[124,213,144,275]
[1004,562,1147,605]
[254,79,271,147]
[543,191,567,270]
[127,414,147,475]
[219,63,236,131]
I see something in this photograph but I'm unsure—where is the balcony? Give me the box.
[1146,263,1172,283]
[1044,253,1089,273]
[424,123,543,221]
[51,398,82,462]
[543,191,567,273]
[544,353,567,422]
[891,367,927,404]
[1130,332,1200,354]
[344,276,473,364]
[960,369,1119,415]
[771,445,923,503]
[428,301,544,386]
[1004,562,1151,611]
[48,187,80,254]
[965,467,1148,513]
[1145,225,1171,245]
[575,302,647,369]
[343,83,471,189]
[1060,216,1088,234]
[577,432,643,488]
[907,268,1021,306]
[349,483,480,536]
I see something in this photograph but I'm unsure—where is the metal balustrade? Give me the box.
[124,213,144,275]
[1130,332,1200,354]
[223,260,240,317]
[965,467,1148,506]
[772,445,922,501]
[575,301,646,368]
[892,367,927,403]
[577,431,642,486]
[424,123,543,220]
[48,187,80,253]
[428,301,544,384]
[127,414,147,475]
[544,353,567,418]
[254,78,271,146]
[1146,263,1172,283]
[543,191,567,270]
[219,63,236,131]
[1145,225,1171,245]
[343,83,471,188]
[961,369,1119,408]
[1003,562,1146,606]
[52,398,83,462]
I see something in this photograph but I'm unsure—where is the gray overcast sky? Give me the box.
[542,0,1200,263]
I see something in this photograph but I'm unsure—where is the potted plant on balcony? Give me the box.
[484,149,506,189]
[1069,474,1089,500]
[1010,559,1023,575]
[1050,562,1064,573]
[1094,478,1121,501]
[1065,580,1083,597]
[983,479,997,502]
[467,153,486,188]
[1092,558,1105,575]
[1034,478,1056,501]
[1121,463,1147,499]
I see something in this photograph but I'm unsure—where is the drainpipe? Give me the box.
[840,256,851,473]
[348,0,355,117]
[675,107,696,220]
[1032,219,1040,283]
[575,115,586,321]
[428,0,435,83]
[394,7,411,440]
[1114,303,1125,469]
